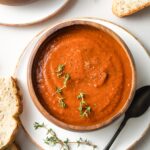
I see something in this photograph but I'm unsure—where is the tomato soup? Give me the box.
[33,25,133,126]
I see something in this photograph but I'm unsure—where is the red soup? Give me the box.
[32,25,133,126]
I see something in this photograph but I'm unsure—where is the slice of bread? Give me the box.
[0,77,22,150]
[112,0,150,17]
[5,143,20,150]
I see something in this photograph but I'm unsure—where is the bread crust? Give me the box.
[0,77,22,150]
[112,0,150,17]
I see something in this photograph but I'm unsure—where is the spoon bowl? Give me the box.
[126,86,150,118]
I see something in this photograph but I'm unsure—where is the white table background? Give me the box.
[0,0,149,149]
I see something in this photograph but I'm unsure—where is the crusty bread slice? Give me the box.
[112,0,150,17]
[5,143,20,150]
[0,77,22,150]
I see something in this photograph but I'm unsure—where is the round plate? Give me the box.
[0,0,69,26]
[14,18,150,150]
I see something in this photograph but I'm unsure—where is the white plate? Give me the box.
[0,0,68,26]
[14,18,150,150]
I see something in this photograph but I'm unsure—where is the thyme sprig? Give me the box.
[53,64,71,108]
[34,122,97,150]
[77,92,91,118]
[56,87,63,95]
[77,92,85,100]
[56,64,65,78]
[63,73,70,88]
[80,106,91,118]
[58,97,66,108]
[55,73,70,95]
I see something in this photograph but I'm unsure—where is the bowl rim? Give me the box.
[27,19,136,131]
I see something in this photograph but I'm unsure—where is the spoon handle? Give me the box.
[103,117,128,150]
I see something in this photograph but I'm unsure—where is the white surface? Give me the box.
[14,18,150,150]
[0,0,68,25]
[0,0,149,149]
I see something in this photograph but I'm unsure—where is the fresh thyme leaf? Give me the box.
[77,92,91,118]
[77,138,97,149]
[57,72,63,78]
[56,64,65,78]
[63,73,70,87]
[77,138,82,147]
[56,64,65,73]
[78,99,87,114]
[56,87,63,95]
[81,106,91,118]
[78,104,83,112]
[64,138,69,144]
[81,99,87,105]
[34,122,98,150]
[33,122,45,130]
[58,97,66,108]
[44,136,59,146]
[77,92,85,100]
[86,106,91,112]
[47,128,56,136]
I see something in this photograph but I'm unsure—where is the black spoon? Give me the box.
[104,86,150,150]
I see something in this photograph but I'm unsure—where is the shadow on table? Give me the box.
[124,6,150,20]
